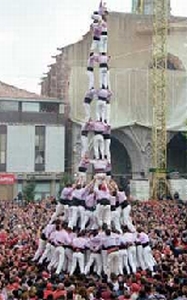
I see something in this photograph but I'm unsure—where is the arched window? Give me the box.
[149,53,185,71]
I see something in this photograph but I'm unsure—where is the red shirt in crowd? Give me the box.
[0,230,8,244]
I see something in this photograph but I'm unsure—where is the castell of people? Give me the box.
[0,1,187,300]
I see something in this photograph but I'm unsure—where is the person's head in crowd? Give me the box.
[102,223,108,231]
[66,183,72,188]
[77,286,88,300]
[121,226,128,233]
[105,229,111,236]
[66,289,74,300]
[46,295,54,300]
[76,184,82,190]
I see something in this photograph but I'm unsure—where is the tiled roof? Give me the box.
[0,80,49,99]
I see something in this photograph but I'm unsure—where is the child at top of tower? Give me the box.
[91,11,102,21]
[99,1,109,17]
[91,2,108,26]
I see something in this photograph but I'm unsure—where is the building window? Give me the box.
[22,102,39,112]
[0,101,19,111]
[35,126,45,171]
[0,125,7,171]
[40,102,58,113]
[34,182,51,201]
[59,104,65,114]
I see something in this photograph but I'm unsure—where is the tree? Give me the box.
[23,177,36,203]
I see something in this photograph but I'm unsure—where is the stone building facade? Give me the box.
[40,10,187,199]
[0,81,66,200]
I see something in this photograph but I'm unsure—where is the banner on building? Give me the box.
[0,174,16,185]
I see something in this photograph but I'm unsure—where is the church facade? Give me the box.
[40,9,187,199]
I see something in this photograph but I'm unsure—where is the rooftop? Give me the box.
[0,80,56,101]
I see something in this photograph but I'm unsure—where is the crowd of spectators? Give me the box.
[0,197,187,300]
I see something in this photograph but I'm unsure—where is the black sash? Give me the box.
[100,63,108,68]
[121,201,129,209]
[98,198,110,205]
[41,232,47,241]
[84,97,92,104]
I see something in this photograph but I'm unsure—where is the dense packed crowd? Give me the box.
[0,2,186,300]
[0,195,187,300]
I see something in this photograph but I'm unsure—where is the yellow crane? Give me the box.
[150,0,169,199]
[132,0,170,199]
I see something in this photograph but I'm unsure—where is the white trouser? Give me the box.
[90,39,100,53]
[87,70,94,90]
[106,175,112,184]
[104,138,111,161]
[32,238,46,261]
[85,249,91,266]
[95,204,111,228]
[70,251,85,275]
[68,206,79,229]
[116,206,122,225]
[81,209,93,231]
[128,245,137,274]
[85,252,102,276]
[93,134,104,159]
[111,210,122,233]
[48,245,60,271]
[81,135,88,158]
[107,250,119,278]
[78,172,87,186]
[99,35,108,53]
[95,204,102,227]
[105,103,111,124]
[99,67,108,88]
[62,204,69,222]
[101,249,108,275]
[107,70,111,90]
[122,205,136,232]
[54,246,65,274]
[122,204,131,224]
[79,206,86,231]
[38,242,54,264]
[142,245,155,272]
[136,245,146,270]
[96,100,106,122]
[118,249,130,275]
[84,103,91,122]
[88,210,98,230]
[63,248,73,273]
[50,202,64,224]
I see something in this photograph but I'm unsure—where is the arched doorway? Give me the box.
[167,133,187,176]
[111,137,132,183]
[150,52,185,71]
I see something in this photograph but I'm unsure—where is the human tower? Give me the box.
[32,1,156,279]
[78,0,112,186]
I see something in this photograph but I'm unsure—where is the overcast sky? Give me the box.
[0,0,187,94]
